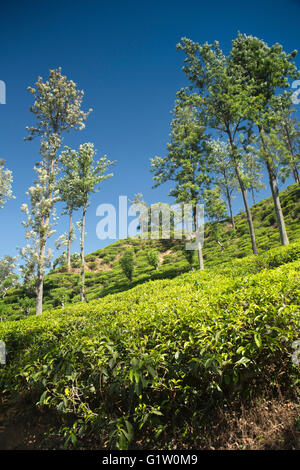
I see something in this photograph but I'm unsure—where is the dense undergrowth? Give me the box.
[0,241,299,449]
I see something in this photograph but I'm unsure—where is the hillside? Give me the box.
[1,183,299,319]
[0,240,299,450]
[0,184,299,449]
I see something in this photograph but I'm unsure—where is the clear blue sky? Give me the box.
[0,0,299,261]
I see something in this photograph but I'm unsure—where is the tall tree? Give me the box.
[21,139,60,308]
[241,152,265,205]
[151,92,210,269]
[203,186,227,251]
[230,33,299,246]
[257,124,290,246]
[0,159,14,209]
[24,68,91,315]
[273,95,300,184]
[57,147,83,271]
[207,139,238,230]
[177,38,259,255]
[60,143,114,302]
[238,130,265,205]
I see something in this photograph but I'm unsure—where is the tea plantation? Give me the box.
[0,240,299,449]
[0,184,299,319]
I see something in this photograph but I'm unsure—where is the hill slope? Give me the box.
[1,183,299,319]
[0,241,299,449]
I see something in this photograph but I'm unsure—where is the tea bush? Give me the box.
[0,243,299,449]
[217,240,300,278]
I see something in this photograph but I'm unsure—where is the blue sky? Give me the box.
[0,0,299,261]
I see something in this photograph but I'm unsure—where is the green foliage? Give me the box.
[120,249,135,282]
[0,256,18,298]
[182,247,194,269]
[60,143,115,301]
[21,68,92,315]
[89,261,98,271]
[1,184,300,317]
[276,98,300,184]
[1,36,299,449]
[151,91,211,269]
[176,33,300,254]
[71,253,81,268]
[147,250,159,270]
[26,67,92,139]
[53,253,67,270]
[204,186,227,244]
[0,242,299,449]
[162,253,177,264]
[216,240,300,278]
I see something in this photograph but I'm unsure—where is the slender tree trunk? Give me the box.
[35,156,57,315]
[226,186,235,230]
[292,164,300,185]
[80,205,87,302]
[227,130,258,255]
[260,127,289,246]
[67,210,73,272]
[266,160,289,246]
[36,239,46,315]
[236,165,257,255]
[193,205,204,270]
[217,240,225,251]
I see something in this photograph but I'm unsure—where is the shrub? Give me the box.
[146,250,159,270]
[255,242,300,270]
[0,248,299,449]
[89,261,98,271]
[71,253,81,268]
[119,249,135,282]
[162,253,177,265]
[182,247,194,268]
[217,240,300,278]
